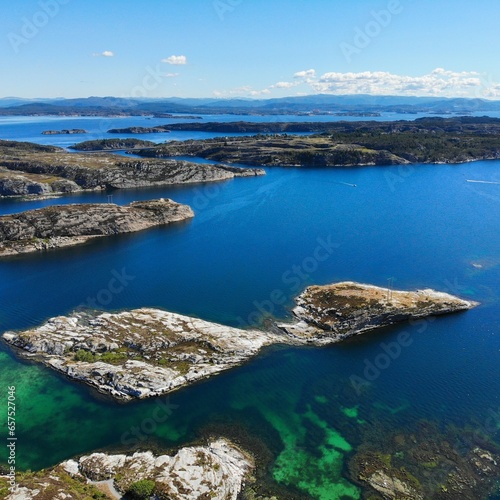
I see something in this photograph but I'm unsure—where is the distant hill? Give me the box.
[1,95,500,116]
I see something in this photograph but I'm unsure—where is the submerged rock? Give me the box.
[0,198,194,256]
[348,425,500,500]
[278,281,478,343]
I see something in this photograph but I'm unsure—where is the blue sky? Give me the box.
[1,0,499,99]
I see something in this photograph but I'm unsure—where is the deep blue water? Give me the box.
[0,117,499,498]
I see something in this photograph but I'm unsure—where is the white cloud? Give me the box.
[307,69,484,97]
[483,83,500,98]
[294,69,316,79]
[164,73,179,78]
[249,88,271,96]
[271,81,297,89]
[212,86,255,97]
[215,79,305,98]
[162,55,187,65]
[93,50,114,57]
[211,68,497,99]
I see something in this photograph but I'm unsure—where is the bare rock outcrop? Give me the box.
[2,308,280,401]
[278,281,478,343]
[0,198,194,256]
[0,140,265,197]
[1,282,478,400]
[4,438,253,500]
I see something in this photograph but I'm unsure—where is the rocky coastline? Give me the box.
[2,308,282,401]
[41,129,87,135]
[134,135,407,167]
[0,199,194,257]
[0,282,482,497]
[108,125,171,134]
[2,438,254,500]
[2,282,478,401]
[69,138,156,151]
[130,117,500,166]
[0,140,265,197]
[277,281,478,344]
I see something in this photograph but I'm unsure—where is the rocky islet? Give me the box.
[2,283,478,401]
[0,199,194,257]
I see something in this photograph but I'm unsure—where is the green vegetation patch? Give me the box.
[127,479,157,499]
[11,468,108,500]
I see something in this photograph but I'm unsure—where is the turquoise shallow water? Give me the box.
[0,118,499,497]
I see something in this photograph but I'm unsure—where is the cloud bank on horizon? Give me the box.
[213,68,500,100]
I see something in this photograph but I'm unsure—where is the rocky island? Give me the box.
[152,113,203,119]
[0,140,264,197]
[148,115,500,135]
[2,308,281,400]
[42,129,87,135]
[138,135,405,167]
[2,282,477,401]
[108,125,171,134]
[1,438,253,499]
[132,116,500,166]
[0,199,193,256]
[69,138,156,151]
[277,281,478,343]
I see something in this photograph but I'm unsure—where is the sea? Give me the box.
[0,113,499,499]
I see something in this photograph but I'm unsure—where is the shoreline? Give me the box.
[0,199,194,257]
[2,282,478,402]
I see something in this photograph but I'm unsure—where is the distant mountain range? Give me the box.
[1,95,500,116]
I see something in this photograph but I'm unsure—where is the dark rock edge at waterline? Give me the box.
[1,282,478,401]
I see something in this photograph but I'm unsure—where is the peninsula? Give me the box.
[0,140,264,197]
[0,199,193,256]
[2,282,477,401]
[131,116,500,166]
